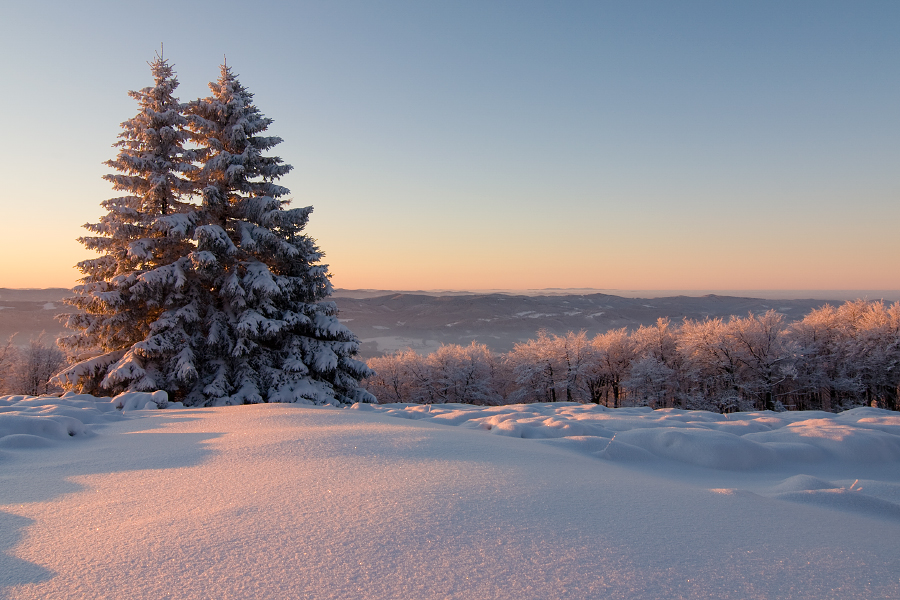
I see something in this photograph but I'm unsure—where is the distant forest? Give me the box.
[364,300,900,412]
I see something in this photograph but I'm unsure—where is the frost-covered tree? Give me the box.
[792,300,900,411]
[623,355,675,408]
[55,59,374,406]
[679,318,743,412]
[587,328,636,407]
[0,335,18,394]
[363,344,509,405]
[507,330,564,403]
[547,331,594,403]
[1,334,68,397]
[631,318,682,407]
[15,335,66,396]
[729,311,792,411]
[55,53,198,393]
[365,349,421,403]
[428,342,502,404]
[842,301,900,411]
[154,63,373,406]
[787,304,861,410]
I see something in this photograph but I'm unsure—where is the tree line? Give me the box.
[363,300,900,412]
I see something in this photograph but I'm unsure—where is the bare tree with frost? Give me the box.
[556,331,595,403]
[679,318,743,412]
[428,342,502,404]
[586,328,636,407]
[507,330,565,403]
[0,335,18,394]
[729,311,792,411]
[787,304,861,410]
[631,318,683,407]
[16,335,66,396]
[365,350,420,403]
[623,355,675,408]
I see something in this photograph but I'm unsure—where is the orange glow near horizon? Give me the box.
[315,224,900,292]
[2,237,899,293]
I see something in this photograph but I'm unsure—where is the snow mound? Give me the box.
[373,403,900,470]
[0,433,58,449]
[773,488,900,522]
[611,426,776,470]
[112,390,171,411]
[0,391,175,447]
[770,474,838,492]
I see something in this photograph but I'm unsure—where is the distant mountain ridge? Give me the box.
[332,288,900,301]
[334,292,842,357]
[0,288,71,302]
[0,287,873,357]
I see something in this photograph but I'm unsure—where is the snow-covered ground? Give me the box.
[1,395,899,599]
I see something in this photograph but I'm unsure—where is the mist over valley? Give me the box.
[4,287,887,358]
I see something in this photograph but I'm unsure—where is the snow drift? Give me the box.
[369,402,900,470]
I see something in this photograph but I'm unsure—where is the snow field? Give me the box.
[370,402,900,526]
[1,396,899,599]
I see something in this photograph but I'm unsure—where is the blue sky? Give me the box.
[1,1,897,290]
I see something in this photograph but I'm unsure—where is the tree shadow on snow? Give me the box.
[0,512,53,598]
[0,411,221,597]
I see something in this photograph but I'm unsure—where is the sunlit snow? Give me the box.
[1,393,899,599]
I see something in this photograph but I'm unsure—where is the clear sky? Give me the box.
[1,1,897,292]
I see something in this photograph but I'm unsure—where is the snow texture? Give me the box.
[0,396,898,599]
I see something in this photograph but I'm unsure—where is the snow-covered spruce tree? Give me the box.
[54,54,198,394]
[55,60,373,406]
[168,63,374,406]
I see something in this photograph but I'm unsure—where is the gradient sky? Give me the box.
[1,1,897,291]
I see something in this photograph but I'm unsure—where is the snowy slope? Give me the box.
[1,396,899,599]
